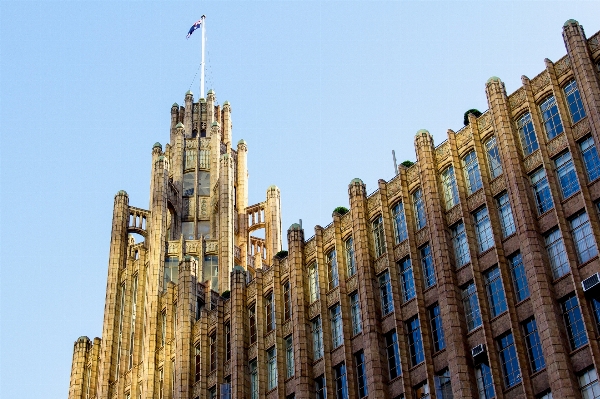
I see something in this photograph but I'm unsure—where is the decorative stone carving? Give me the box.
[304,238,316,257]
[199,137,210,149]
[394,240,409,261]
[590,33,600,52]
[199,198,208,218]
[531,71,551,94]
[554,55,571,77]
[309,300,321,319]
[264,268,274,285]
[346,275,358,293]
[185,241,200,254]
[224,361,231,376]
[374,255,389,274]
[248,343,257,360]
[477,112,493,132]
[367,192,381,213]
[524,150,543,173]
[455,127,473,149]
[185,139,197,149]
[467,188,486,211]
[341,213,351,232]
[167,242,180,255]
[445,204,462,226]
[572,117,590,140]
[435,141,450,164]
[265,331,276,349]
[323,224,334,244]
[387,175,402,197]
[209,311,217,326]
[407,164,419,184]
[247,280,257,300]
[509,87,527,110]
[326,286,340,308]
[416,226,429,246]
[283,321,292,337]
[490,176,506,196]
[208,371,216,388]
[205,241,218,254]
[547,133,568,158]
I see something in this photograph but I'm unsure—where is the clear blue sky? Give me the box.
[1,1,598,397]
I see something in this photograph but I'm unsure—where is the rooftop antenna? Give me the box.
[392,150,398,175]
[200,15,206,99]
[299,219,303,229]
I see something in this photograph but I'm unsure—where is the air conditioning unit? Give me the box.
[582,273,600,293]
[471,344,485,358]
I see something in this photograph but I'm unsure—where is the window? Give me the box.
[531,168,554,215]
[315,375,327,399]
[250,360,258,399]
[407,316,425,367]
[545,228,570,279]
[441,166,460,209]
[225,322,231,361]
[350,292,362,335]
[184,148,197,169]
[540,95,564,139]
[208,388,216,399]
[249,304,257,344]
[398,257,416,303]
[283,281,292,321]
[463,283,482,331]
[372,216,386,257]
[285,336,294,378]
[497,193,516,237]
[451,221,470,267]
[312,316,324,359]
[330,304,344,348]
[421,245,436,288]
[194,344,201,382]
[561,294,588,350]
[475,362,495,399]
[538,391,553,399]
[579,368,600,399]
[308,262,320,303]
[413,188,427,229]
[202,255,218,291]
[580,137,600,182]
[345,237,356,276]
[265,292,275,332]
[508,252,530,302]
[517,112,539,156]
[334,363,348,399]
[199,148,210,168]
[85,366,91,399]
[164,257,179,288]
[196,295,204,320]
[414,381,430,398]
[434,369,453,399]
[171,359,175,396]
[385,330,402,379]
[267,347,277,390]
[392,202,409,243]
[498,332,521,388]
[183,172,195,196]
[429,304,446,352]
[209,333,217,372]
[591,298,600,334]
[379,271,394,315]
[474,207,495,253]
[485,135,503,179]
[128,274,138,369]
[327,250,339,290]
[355,351,368,398]
[197,171,210,196]
[463,151,483,194]
[161,309,167,346]
[571,212,598,263]
[523,318,545,373]
[484,267,507,317]
[159,368,164,399]
[556,152,580,198]
[564,80,586,124]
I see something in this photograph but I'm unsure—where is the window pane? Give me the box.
[517,113,539,156]
[441,166,460,209]
[350,293,362,335]
[463,151,483,194]
[399,258,416,303]
[484,267,507,317]
[312,317,324,359]
[355,351,368,398]
[407,316,425,366]
[315,376,327,399]
[474,207,495,253]
[545,228,570,279]
[308,263,320,302]
[509,252,530,302]
[392,202,408,243]
[463,283,482,331]
[183,172,195,196]
[413,188,427,229]
[555,152,580,198]
[562,294,588,350]
[540,95,564,139]
[285,336,294,378]
[564,80,586,124]
[197,171,210,196]
[385,330,402,379]
[452,221,471,267]
[531,168,554,214]
[421,245,436,288]
[571,212,598,263]
[379,271,394,315]
[267,348,277,390]
[498,333,521,388]
[579,368,600,399]
[523,318,546,373]
[372,216,386,257]
[429,304,446,352]
[580,137,600,182]
[497,193,516,237]
[435,369,453,399]
[475,362,496,399]
[485,135,503,178]
[327,250,339,290]
[334,363,348,399]
[345,237,356,277]
[330,304,344,348]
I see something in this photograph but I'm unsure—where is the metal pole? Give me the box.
[200,15,206,99]
[392,150,398,175]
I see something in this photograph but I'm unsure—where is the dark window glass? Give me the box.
[531,168,554,215]
[564,80,586,124]
[385,330,402,379]
[327,250,339,290]
[372,216,386,257]
[399,257,416,303]
[421,245,436,288]
[463,151,483,194]
[484,267,507,317]
[315,375,327,399]
[225,322,231,361]
[498,332,521,388]
[249,304,257,344]
[355,351,368,398]
[334,363,348,399]
[429,304,446,352]
[509,252,530,302]
[441,166,460,209]
[392,202,409,243]
[209,333,217,372]
[523,318,545,373]
[555,152,580,198]
[265,292,275,332]
[463,283,482,331]
[497,193,516,237]
[580,137,600,182]
[283,281,292,321]
[517,113,539,156]
[379,271,394,315]
[434,368,453,399]
[475,362,495,399]
[540,95,564,139]
[571,212,598,263]
[407,316,425,366]
[413,188,427,229]
[561,294,588,349]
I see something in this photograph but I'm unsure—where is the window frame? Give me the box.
[463,150,483,194]
[539,95,564,139]
[517,112,539,156]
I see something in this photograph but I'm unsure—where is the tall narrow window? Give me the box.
[308,262,320,302]
[372,216,386,257]
[571,212,598,263]
[392,202,409,243]
[208,388,216,399]
[508,252,530,302]
[161,309,167,347]
[463,283,482,331]
[531,168,554,215]
[484,267,507,317]
[475,362,495,399]
[249,304,257,344]
[413,188,427,229]
[497,192,516,237]
[184,148,197,169]
[267,347,277,390]
[345,237,356,277]
[128,274,138,369]
[265,292,275,332]
[474,207,494,253]
[540,95,564,139]
[225,322,231,361]
[441,166,460,209]
[183,172,195,196]
[197,171,210,196]
[283,281,292,321]
[498,332,521,388]
[556,152,580,198]
[171,359,175,397]
[564,80,586,124]
[209,333,217,372]
[429,304,446,352]
[451,221,470,267]
[199,148,210,169]
[398,257,416,303]
[285,336,294,378]
[385,330,402,379]
[203,255,218,291]
[327,250,339,290]
[115,283,126,376]
[463,151,483,194]
[250,360,258,399]
[407,316,425,367]
[312,316,324,360]
[334,363,349,399]
[379,271,394,315]
[545,228,570,279]
[159,368,164,399]
[355,351,368,398]
[350,292,362,335]
[523,318,545,373]
[591,298,600,334]
[579,368,600,398]
[517,112,539,156]
[580,137,600,182]
[434,368,453,399]
[315,376,327,399]
[421,244,436,288]
[85,366,91,399]
[484,135,503,178]
[195,344,201,382]
[330,304,343,348]
[561,294,588,350]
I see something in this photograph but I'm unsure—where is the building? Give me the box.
[68,20,600,399]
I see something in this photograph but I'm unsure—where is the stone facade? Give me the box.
[69,21,600,399]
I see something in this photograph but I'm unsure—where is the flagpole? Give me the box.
[200,15,206,99]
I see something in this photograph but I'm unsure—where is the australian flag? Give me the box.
[186,18,203,39]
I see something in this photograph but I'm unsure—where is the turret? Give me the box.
[265,185,282,261]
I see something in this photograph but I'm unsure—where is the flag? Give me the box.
[187,19,203,39]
